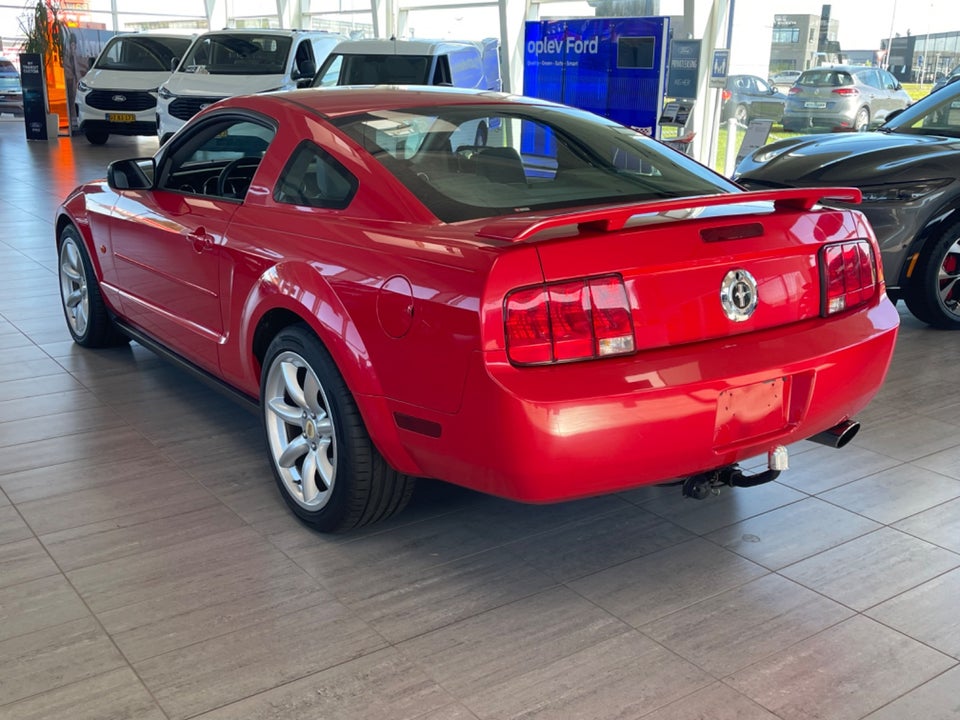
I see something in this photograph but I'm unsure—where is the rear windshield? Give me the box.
[95,36,193,72]
[797,70,853,87]
[315,54,434,87]
[332,103,738,223]
[180,34,292,75]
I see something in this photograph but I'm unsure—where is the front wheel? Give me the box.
[903,222,960,328]
[84,128,109,145]
[260,325,415,532]
[58,226,125,347]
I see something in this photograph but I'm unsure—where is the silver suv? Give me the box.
[781,65,911,132]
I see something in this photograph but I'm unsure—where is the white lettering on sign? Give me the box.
[527,36,600,56]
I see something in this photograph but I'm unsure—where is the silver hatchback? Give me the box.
[782,65,911,132]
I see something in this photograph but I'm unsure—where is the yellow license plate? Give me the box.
[107,113,136,122]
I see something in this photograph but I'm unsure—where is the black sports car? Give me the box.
[736,80,960,328]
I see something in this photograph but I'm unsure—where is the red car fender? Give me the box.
[234,260,425,475]
[56,189,104,277]
[235,260,383,396]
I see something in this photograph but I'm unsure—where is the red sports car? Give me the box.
[56,87,899,531]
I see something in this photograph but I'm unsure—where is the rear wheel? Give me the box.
[904,222,960,328]
[261,325,415,532]
[854,107,870,131]
[734,103,749,125]
[84,128,109,145]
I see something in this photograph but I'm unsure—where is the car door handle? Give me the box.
[186,227,213,253]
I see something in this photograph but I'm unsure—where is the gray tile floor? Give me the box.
[0,117,958,720]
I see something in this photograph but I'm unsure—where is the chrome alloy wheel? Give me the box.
[263,350,337,510]
[938,236,960,320]
[59,237,90,338]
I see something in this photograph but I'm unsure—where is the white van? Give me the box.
[157,29,345,142]
[75,32,195,145]
[312,38,501,91]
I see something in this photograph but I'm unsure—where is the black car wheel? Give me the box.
[57,226,126,347]
[854,107,870,131]
[904,221,960,328]
[260,325,415,532]
[84,128,109,145]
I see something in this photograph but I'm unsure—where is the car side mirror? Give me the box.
[107,158,155,191]
[885,107,905,122]
[293,59,316,83]
[170,57,180,72]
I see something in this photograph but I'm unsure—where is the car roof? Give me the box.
[262,86,552,117]
[331,38,481,55]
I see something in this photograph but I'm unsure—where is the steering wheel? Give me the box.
[216,158,254,198]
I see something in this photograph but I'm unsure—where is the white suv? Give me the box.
[157,29,344,142]
[75,32,195,145]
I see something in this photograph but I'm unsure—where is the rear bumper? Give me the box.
[379,298,899,502]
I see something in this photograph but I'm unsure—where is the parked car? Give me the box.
[781,65,911,132]
[736,77,960,327]
[930,63,960,94]
[56,86,898,531]
[156,28,344,142]
[720,74,786,125]
[312,37,501,91]
[75,32,195,145]
[0,57,23,117]
[768,69,801,90]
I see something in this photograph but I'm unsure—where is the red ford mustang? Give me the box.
[56,86,899,531]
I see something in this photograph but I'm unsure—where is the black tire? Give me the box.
[734,103,749,125]
[854,107,870,131]
[904,222,960,328]
[57,226,125,347]
[84,128,109,145]
[260,325,415,532]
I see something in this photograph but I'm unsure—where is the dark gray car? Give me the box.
[735,79,960,328]
[721,74,787,125]
[781,65,911,132]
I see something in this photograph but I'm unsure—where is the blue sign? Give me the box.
[711,49,730,88]
[523,17,670,135]
[667,39,701,100]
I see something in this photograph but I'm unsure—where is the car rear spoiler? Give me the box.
[475,187,862,243]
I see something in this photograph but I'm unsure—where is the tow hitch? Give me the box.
[682,445,789,499]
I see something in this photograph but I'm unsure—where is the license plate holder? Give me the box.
[804,101,827,109]
[715,377,789,447]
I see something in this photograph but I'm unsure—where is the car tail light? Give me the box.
[831,87,859,96]
[505,275,636,365]
[819,240,877,316]
[721,89,731,103]
[788,86,802,94]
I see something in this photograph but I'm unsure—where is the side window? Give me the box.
[274,141,358,209]
[294,40,315,78]
[158,117,276,199]
[857,70,880,89]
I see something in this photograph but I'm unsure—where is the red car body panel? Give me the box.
[57,88,899,503]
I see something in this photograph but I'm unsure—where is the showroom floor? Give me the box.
[1,117,959,720]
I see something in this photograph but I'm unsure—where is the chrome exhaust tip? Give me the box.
[809,420,860,449]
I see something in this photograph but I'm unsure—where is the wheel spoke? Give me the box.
[300,449,320,502]
[314,413,332,437]
[267,396,303,426]
[280,360,307,410]
[316,436,334,488]
[278,435,309,468]
[74,303,88,332]
[65,288,84,309]
[302,370,324,415]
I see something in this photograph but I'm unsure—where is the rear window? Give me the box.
[316,54,433,86]
[333,103,738,223]
[797,70,853,87]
